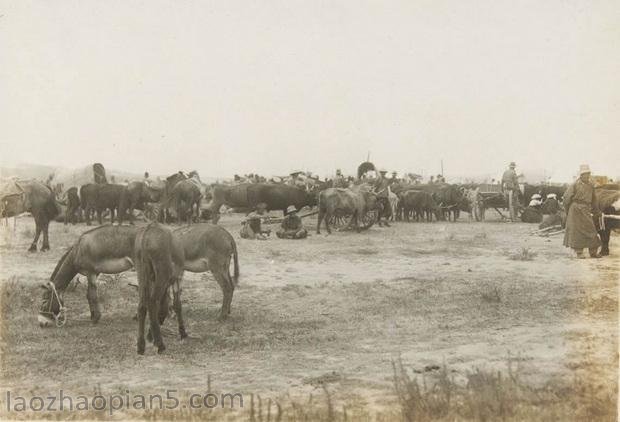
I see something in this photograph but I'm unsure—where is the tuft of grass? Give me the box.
[509,247,537,261]
[267,249,283,259]
[391,358,617,422]
[480,285,501,303]
[473,232,487,240]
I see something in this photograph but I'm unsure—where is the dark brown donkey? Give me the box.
[135,223,186,355]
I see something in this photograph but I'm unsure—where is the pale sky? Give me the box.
[1,0,619,182]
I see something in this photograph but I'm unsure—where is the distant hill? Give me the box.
[0,163,224,187]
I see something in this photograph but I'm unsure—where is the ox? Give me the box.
[316,186,378,234]
[596,188,620,256]
[207,183,317,223]
[398,190,439,222]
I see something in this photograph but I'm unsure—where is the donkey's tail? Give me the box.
[231,235,240,287]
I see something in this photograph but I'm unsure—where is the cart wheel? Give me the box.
[361,209,378,230]
[144,203,160,222]
[328,213,353,231]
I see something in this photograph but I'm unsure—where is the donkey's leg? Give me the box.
[86,273,101,323]
[172,281,187,339]
[41,219,51,251]
[158,290,169,325]
[28,216,42,252]
[148,289,165,353]
[213,262,234,320]
[137,291,147,355]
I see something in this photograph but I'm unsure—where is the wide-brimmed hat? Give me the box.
[509,162,516,167]
[579,164,591,175]
[546,193,557,199]
[379,168,387,173]
[286,205,298,214]
[532,194,542,199]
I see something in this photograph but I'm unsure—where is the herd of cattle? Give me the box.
[0,168,618,355]
[2,169,620,253]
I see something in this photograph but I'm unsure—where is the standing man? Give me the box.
[374,169,392,227]
[501,162,520,222]
[333,169,347,188]
[563,165,601,258]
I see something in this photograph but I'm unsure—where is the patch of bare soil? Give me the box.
[0,214,617,420]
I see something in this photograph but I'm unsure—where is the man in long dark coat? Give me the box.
[563,164,601,258]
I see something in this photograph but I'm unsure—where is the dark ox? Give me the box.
[391,183,463,221]
[398,190,439,222]
[207,183,317,223]
[596,188,620,256]
[80,183,126,225]
[118,181,162,225]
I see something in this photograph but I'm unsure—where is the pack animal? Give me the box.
[3,180,60,252]
[316,186,378,234]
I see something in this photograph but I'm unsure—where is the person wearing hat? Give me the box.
[276,205,308,239]
[288,170,302,185]
[541,193,560,215]
[521,192,544,223]
[373,169,392,227]
[528,193,543,208]
[501,162,520,221]
[539,193,563,229]
[562,165,601,258]
[333,169,347,188]
[240,203,271,240]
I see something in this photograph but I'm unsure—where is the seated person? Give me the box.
[276,205,308,239]
[528,193,543,208]
[541,193,560,215]
[240,203,271,240]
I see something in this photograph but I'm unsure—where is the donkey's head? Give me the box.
[38,282,64,327]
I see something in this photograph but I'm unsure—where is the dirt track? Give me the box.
[0,213,617,417]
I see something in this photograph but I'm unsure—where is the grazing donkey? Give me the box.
[38,225,139,327]
[135,223,186,355]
